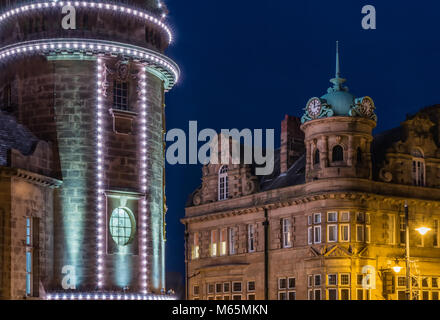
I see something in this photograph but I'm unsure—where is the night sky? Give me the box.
[163,0,440,285]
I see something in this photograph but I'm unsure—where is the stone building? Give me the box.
[0,0,179,299]
[183,47,440,300]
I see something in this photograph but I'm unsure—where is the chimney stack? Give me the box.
[280,115,305,174]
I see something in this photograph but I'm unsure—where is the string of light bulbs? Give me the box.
[0,39,179,90]
[0,1,173,44]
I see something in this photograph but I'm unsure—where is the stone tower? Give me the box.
[301,42,376,182]
[0,0,179,298]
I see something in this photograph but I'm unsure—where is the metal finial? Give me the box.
[336,41,340,79]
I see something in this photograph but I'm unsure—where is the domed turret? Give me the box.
[300,42,376,182]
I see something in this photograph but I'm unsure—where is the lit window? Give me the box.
[210,230,218,257]
[340,273,350,286]
[412,149,425,186]
[328,274,337,286]
[328,225,337,242]
[113,80,129,111]
[192,233,200,260]
[332,145,344,162]
[340,224,350,242]
[356,225,364,242]
[218,165,229,201]
[282,218,292,248]
[220,228,227,256]
[109,207,135,246]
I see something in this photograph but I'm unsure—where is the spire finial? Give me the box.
[329,40,347,92]
[336,40,340,78]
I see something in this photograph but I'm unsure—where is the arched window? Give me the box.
[332,145,344,162]
[356,147,363,164]
[314,149,320,165]
[411,149,425,186]
[218,165,229,201]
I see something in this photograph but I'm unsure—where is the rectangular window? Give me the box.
[223,282,230,293]
[308,275,313,287]
[388,214,396,245]
[223,295,230,300]
[365,213,371,224]
[397,277,406,287]
[193,285,200,296]
[422,291,429,300]
[210,230,218,257]
[328,274,337,286]
[232,295,242,300]
[328,288,337,300]
[327,212,337,222]
[220,228,227,256]
[356,212,365,223]
[340,273,350,286]
[365,225,371,243]
[397,291,406,300]
[288,291,296,300]
[399,216,406,245]
[340,224,350,242]
[208,284,215,294]
[340,211,350,222]
[357,274,364,286]
[282,218,292,248]
[422,277,429,288]
[247,294,256,300]
[288,277,296,289]
[433,219,439,247]
[328,225,337,242]
[357,289,363,300]
[314,213,321,224]
[308,289,313,300]
[247,281,255,292]
[248,224,256,253]
[113,80,129,111]
[314,226,321,244]
[432,292,439,300]
[279,278,287,290]
[356,225,364,242]
[308,215,312,226]
[25,217,38,297]
[314,289,322,300]
[216,283,223,294]
[229,227,236,255]
[432,277,439,288]
[232,282,242,293]
[192,233,200,260]
[308,227,313,245]
[314,274,321,286]
[340,288,350,300]
[278,292,287,300]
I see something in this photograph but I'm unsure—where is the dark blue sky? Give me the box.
[163,0,440,281]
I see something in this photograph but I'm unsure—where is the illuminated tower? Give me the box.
[0,0,179,298]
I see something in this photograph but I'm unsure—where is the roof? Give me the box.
[0,111,39,166]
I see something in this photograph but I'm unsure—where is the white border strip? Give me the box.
[0,1,173,44]
[0,39,179,90]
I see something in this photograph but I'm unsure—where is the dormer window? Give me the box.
[332,145,344,162]
[411,149,425,187]
[218,165,229,201]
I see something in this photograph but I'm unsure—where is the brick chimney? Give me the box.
[280,115,305,174]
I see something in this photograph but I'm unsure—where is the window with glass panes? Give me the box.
[113,80,129,110]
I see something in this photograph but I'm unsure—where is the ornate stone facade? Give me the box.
[183,49,440,300]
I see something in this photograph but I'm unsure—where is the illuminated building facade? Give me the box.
[0,0,178,300]
[183,46,440,300]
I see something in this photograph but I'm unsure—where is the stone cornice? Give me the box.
[182,178,440,223]
[0,166,62,188]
